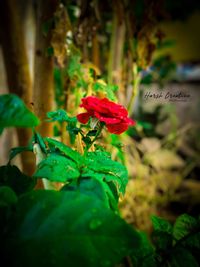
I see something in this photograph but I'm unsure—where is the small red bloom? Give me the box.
[77,96,135,134]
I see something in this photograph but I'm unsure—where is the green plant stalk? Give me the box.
[127,64,141,114]
[84,122,104,153]
[33,143,55,190]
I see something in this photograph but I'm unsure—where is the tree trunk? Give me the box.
[0,0,34,175]
[33,0,59,137]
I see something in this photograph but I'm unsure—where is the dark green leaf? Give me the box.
[67,124,80,144]
[47,109,77,123]
[131,232,156,267]
[0,94,40,133]
[80,169,119,211]
[0,186,18,233]
[167,247,199,267]
[61,178,110,209]
[151,215,173,251]
[34,132,47,154]
[0,165,36,195]
[45,137,82,164]
[152,231,173,251]
[33,153,80,182]
[9,146,32,161]
[151,215,173,234]
[82,136,92,145]
[0,186,17,207]
[4,190,141,267]
[173,214,200,248]
[87,130,98,136]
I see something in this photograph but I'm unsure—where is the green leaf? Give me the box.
[167,247,199,267]
[0,165,36,196]
[80,169,119,211]
[34,132,47,154]
[82,136,92,145]
[4,190,141,267]
[131,232,156,267]
[151,215,173,251]
[173,214,200,248]
[61,178,110,209]
[67,124,81,144]
[0,94,40,133]
[9,146,32,161]
[84,151,128,195]
[0,186,17,207]
[47,109,77,123]
[0,186,18,233]
[45,137,82,164]
[151,215,173,234]
[33,153,80,182]
[152,231,173,251]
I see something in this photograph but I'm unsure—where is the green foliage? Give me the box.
[67,54,83,79]
[47,109,78,144]
[0,94,39,134]
[173,214,200,248]
[151,215,173,234]
[0,186,18,233]
[45,137,82,164]
[166,247,199,267]
[9,146,33,161]
[3,190,141,267]
[83,151,128,195]
[33,140,127,211]
[61,178,111,209]
[131,232,156,267]
[93,82,118,101]
[132,214,200,266]
[110,134,125,163]
[47,109,77,123]
[1,94,200,267]
[0,165,36,196]
[34,153,80,182]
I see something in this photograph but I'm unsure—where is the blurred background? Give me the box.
[0,0,200,233]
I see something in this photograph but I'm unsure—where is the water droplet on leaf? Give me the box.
[89,218,102,230]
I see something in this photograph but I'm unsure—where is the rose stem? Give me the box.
[85,122,104,153]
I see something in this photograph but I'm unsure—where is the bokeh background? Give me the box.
[0,0,200,233]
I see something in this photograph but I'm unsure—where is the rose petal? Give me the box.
[77,112,91,124]
[106,123,129,134]
[94,112,121,124]
[124,117,136,126]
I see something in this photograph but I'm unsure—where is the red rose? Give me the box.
[77,96,135,134]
